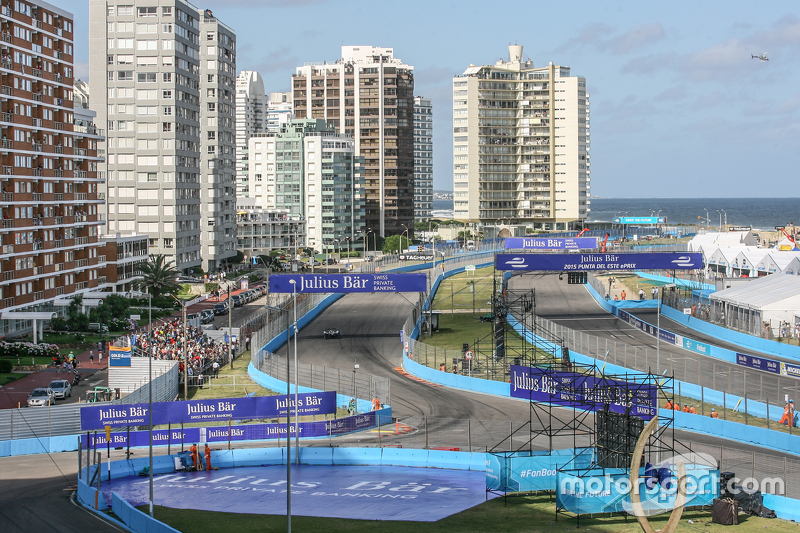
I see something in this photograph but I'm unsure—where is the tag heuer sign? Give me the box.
[728,226,751,232]
[399,252,435,261]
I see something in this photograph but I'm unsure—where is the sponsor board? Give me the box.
[496,253,703,271]
[504,237,598,250]
[613,216,666,225]
[509,365,657,420]
[109,346,132,367]
[268,273,427,293]
[80,392,336,430]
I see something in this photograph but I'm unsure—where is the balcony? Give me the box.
[75,192,87,200]
[0,59,11,69]
[2,244,12,254]
[2,297,13,307]
[1,85,11,96]
[54,240,63,248]
[54,145,63,154]
[75,236,88,245]
[55,287,64,295]
[97,276,106,285]
[97,255,106,264]
[33,266,42,275]
[32,193,42,201]
[54,193,63,201]
[54,216,62,224]
[2,270,13,281]
[75,258,88,268]
[1,112,11,122]
[2,219,12,228]
[32,68,42,78]
[1,139,12,150]
[32,93,42,102]
[74,170,87,179]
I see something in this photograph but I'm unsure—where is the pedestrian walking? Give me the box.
[98,349,103,363]
[205,444,212,471]
[89,350,94,363]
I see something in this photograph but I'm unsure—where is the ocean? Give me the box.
[430,197,800,231]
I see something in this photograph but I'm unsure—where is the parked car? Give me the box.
[186,312,201,322]
[231,294,245,307]
[48,379,72,399]
[323,328,341,339]
[200,309,214,324]
[213,302,229,315]
[27,387,55,407]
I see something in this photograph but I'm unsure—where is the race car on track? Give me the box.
[323,328,341,339]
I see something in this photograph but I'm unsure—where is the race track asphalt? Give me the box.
[507,273,800,405]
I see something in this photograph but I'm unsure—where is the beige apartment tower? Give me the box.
[453,45,590,230]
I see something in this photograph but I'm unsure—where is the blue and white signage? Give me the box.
[736,352,800,379]
[496,253,703,271]
[268,273,427,293]
[613,216,666,224]
[80,392,337,430]
[510,365,657,420]
[109,345,131,367]
[504,237,598,250]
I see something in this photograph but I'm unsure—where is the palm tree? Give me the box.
[136,254,181,298]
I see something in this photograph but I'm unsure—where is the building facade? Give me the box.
[234,70,266,199]
[453,45,590,230]
[198,11,236,272]
[292,46,414,237]
[266,91,291,133]
[99,233,148,293]
[247,118,364,255]
[413,95,432,222]
[89,0,237,275]
[236,198,305,259]
[0,0,105,336]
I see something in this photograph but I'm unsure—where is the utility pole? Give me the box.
[228,284,233,369]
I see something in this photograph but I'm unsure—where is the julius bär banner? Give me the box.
[504,237,599,250]
[80,391,336,430]
[268,273,427,293]
[509,365,657,420]
[496,252,703,271]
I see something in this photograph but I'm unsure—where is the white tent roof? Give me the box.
[733,249,771,270]
[784,256,800,276]
[710,273,800,309]
[756,251,800,274]
[688,231,755,251]
[708,246,747,266]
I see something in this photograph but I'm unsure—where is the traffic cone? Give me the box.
[395,419,399,435]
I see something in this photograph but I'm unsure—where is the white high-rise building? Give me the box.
[267,91,292,133]
[453,45,590,230]
[235,71,267,198]
[413,96,433,222]
[198,11,237,271]
[89,1,237,273]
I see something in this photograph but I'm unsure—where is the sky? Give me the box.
[62,0,800,198]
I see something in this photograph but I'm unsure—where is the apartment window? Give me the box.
[162,90,172,99]
[136,23,157,33]
[117,55,133,64]
[118,6,134,16]
[137,72,156,83]
[137,139,157,150]
[137,6,157,17]
[137,106,157,116]
[107,54,114,65]
[206,31,215,41]
[163,106,172,116]
[116,38,133,49]
[207,102,215,111]
[162,122,172,132]
[117,71,133,81]
[136,89,157,99]
[163,73,172,82]
[162,40,173,50]
[162,56,173,66]
[207,74,215,83]
[162,23,173,33]
[136,56,157,66]
[207,131,215,140]
[162,6,172,16]
[137,40,157,51]
[107,6,115,15]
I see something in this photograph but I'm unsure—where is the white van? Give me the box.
[466,240,475,251]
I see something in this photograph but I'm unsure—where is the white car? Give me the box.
[27,387,55,407]
[48,379,72,399]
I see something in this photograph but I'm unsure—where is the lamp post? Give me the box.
[716,210,722,232]
[704,208,710,230]
[264,302,291,532]
[170,294,189,400]
[345,236,352,271]
[369,228,376,257]
[721,209,727,228]
[288,279,299,465]
[228,284,233,369]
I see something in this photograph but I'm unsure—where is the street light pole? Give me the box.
[147,287,153,518]
[171,295,188,399]
[228,284,233,369]
[289,279,299,465]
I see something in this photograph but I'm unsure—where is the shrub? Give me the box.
[0,341,60,359]
[0,359,13,372]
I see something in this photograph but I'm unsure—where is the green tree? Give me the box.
[232,250,245,264]
[66,295,90,333]
[382,234,410,254]
[135,254,181,298]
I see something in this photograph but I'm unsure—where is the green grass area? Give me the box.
[432,266,495,312]
[140,493,795,533]
[0,372,23,385]
[0,355,53,366]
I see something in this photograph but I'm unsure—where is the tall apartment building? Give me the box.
[292,46,414,237]
[247,118,364,254]
[413,96,432,222]
[234,70,266,198]
[266,91,291,133]
[0,0,105,336]
[198,11,236,272]
[89,1,236,274]
[453,45,590,230]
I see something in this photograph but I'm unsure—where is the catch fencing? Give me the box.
[253,350,391,407]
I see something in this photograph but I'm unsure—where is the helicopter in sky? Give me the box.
[751,53,769,62]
